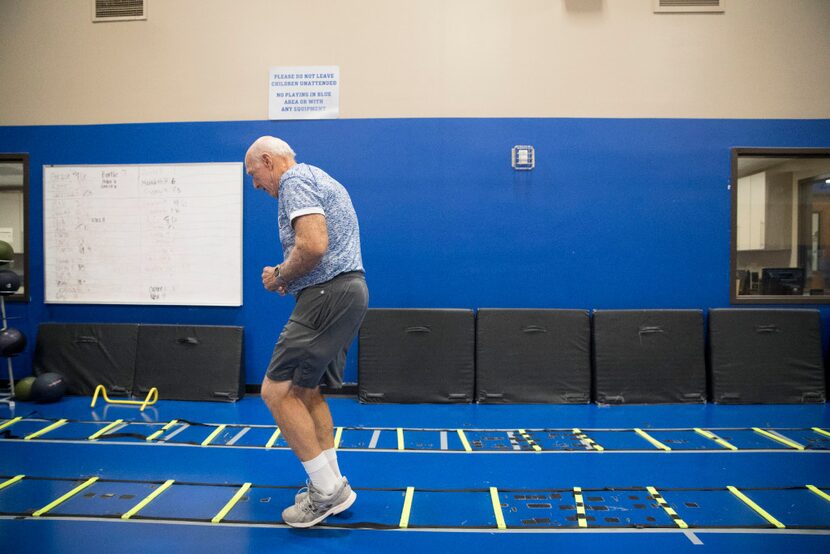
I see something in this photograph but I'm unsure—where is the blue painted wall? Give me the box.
[2,118,830,384]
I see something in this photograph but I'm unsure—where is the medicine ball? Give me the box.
[0,270,20,295]
[31,372,68,403]
[0,327,26,356]
[0,240,12,264]
[14,376,36,402]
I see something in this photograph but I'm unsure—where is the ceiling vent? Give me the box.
[654,0,724,13]
[92,0,147,23]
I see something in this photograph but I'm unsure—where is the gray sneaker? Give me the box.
[282,477,356,528]
[295,477,350,505]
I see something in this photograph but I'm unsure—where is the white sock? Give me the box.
[302,452,338,495]
[323,448,342,479]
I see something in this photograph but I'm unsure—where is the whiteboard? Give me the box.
[43,163,243,306]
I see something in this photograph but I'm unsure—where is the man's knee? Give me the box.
[261,376,293,406]
[263,376,322,406]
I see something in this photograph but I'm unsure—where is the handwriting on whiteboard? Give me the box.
[43,163,242,306]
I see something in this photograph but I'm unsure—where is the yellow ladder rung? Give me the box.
[0,475,25,491]
[727,486,785,529]
[33,477,99,517]
[693,428,738,451]
[811,427,830,439]
[25,419,68,441]
[457,429,472,452]
[752,427,804,450]
[88,419,124,440]
[807,485,830,503]
[201,424,227,447]
[0,417,22,431]
[212,483,252,523]
[146,420,179,442]
[399,486,415,528]
[490,487,507,529]
[334,427,343,449]
[573,428,604,451]
[265,428,282,449]
[397,428,405,451]
[646,486,688,529]
[573,487,588,528]
[121,480,175,520]
[518,429,542,452]
[634,428,671,451]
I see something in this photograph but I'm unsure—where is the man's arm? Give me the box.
[262,214,328,295]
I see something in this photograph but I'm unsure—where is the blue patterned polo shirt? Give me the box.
[277,163,364,294]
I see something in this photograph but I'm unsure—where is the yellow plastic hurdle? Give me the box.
[90,385,158,412]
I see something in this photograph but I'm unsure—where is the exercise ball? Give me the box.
[0,240,12,264]
[32,372,67,403]
[0,270,20,295]
[14,376,36,401]
[0,328,26,357]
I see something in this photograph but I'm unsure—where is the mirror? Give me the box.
[732,148,830,303]
[0,154,29,302]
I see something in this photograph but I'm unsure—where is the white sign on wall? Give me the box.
[269,66,340,120]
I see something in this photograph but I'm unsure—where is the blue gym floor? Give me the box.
[1,395,829,553]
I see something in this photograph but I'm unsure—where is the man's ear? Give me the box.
[261,152,273,169]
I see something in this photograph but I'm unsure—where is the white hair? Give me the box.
[246,136,296,163]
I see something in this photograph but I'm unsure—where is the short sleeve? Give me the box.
[281,175,326,222]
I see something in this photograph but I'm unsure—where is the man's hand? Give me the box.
[262,265,288,296]
[262,214,327,297]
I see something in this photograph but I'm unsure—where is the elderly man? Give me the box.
[245,136,368,528]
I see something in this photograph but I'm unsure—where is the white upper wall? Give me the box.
[1,0,829,125]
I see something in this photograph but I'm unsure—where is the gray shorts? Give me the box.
[266,271,368,389]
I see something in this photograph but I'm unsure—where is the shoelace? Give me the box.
[300,481,329,514]
[299,495,316,514]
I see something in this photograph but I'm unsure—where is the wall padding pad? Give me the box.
[33,323,139,395]
[709,309,825,404]
[593,310,706,404]
[476,309,590,403]
[134,325,244,402]
[358,309,474,403]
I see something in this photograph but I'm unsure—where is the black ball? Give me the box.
[0,327,26,357]
[32,372,67,403]
[0,269,20,295]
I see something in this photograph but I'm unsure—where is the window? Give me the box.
[0,154,29,302]
[731,148,830,304]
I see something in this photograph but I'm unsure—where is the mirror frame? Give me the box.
[0,153,30,302]
[730,147,830,305]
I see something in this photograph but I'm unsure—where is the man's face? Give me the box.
[246,154,279,198]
